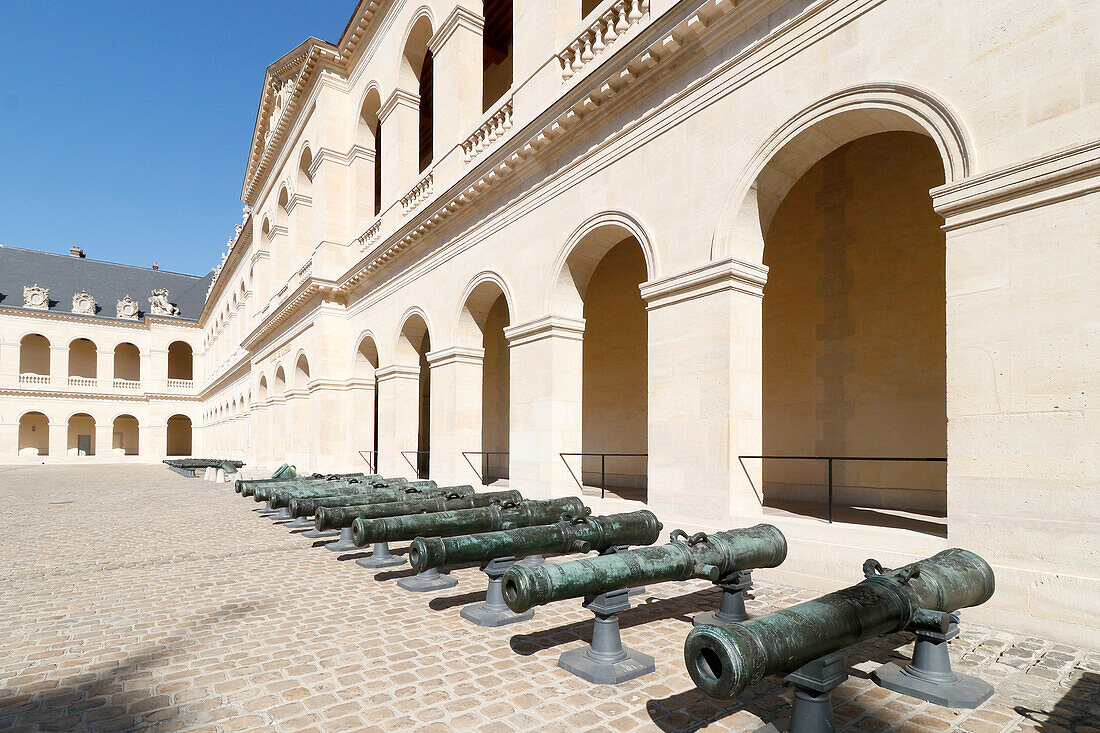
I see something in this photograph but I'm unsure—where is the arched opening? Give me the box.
[67,413,96,456]
[459,280,511,484]
[68,338,97,380]
[355,335,381,472]
[113,343,140,383]
[167,341,193,381]
[258,375,269,401]
[19,334,50,378]
[274,366,286,394]
[359,88,383,216]
[166,414,192,456]
[398,313,432,478]
[294,354,311,389]
[554,224,650,501]
[581,0,602,18]
[760,130,947,531]
[112,415,139,455]
[401,15,434,173]
[297,147,313,194]
[483,0,513,111]
[18,412,49,456]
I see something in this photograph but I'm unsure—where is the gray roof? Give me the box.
[0,245,213,322]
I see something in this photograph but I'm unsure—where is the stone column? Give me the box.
[429,6,485,167]
[379,89,422,203]
[427,346,485,487]
[95,421,112,459]
[376,365,421,479]
[48,420,66,457]
[345,378,377,474]
[504,316,585,499]
[0,339,19,386]
[148,347,168,393]
[350,147,378,234]
[50,346,67,388]
[0,419,17,460]
[512,0,582,120]
[639,258,769,524]
[97,349,113,389]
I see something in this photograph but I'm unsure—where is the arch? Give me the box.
[112,414,139,455]
[712,82,973,261]
[547,210,659,318]
[397,307,432,479]
[273,365,287,394]
[67,413,96,456]
[258,374,269,401]
[293,352,311,388]
[166,414,193,456]
[400,10,435,173]
[456,271,516,347]
[18,411,49,456]
[113,342,141,382]
[359,84,384,217]
[19,333,51,376]
[354,332,381,377]
[167,341,193,380]
[67,337,98,379]
[262,216,272,242]
[396,307,433,363]
[297,144,314,192]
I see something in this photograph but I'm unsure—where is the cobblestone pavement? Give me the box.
[1,465,1096,733]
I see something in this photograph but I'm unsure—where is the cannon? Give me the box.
[235,472,368,494]
[310,482,467,552]
[409,510,662,627]
[500,524,787,685]
[292,484,481,519]
[257,478,434,506]
[685,549,995,729]
[351,497,587,592]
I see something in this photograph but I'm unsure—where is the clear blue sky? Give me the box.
[0,1,356,275]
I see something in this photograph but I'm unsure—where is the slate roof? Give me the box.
[0,245,213,322]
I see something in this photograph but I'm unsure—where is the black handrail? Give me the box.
[461,451,509,485]
[357,450,377,473]
[559,452,647,499]
[400,450,430,479]
[737,455,947,524]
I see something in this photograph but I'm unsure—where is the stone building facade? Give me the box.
[2,0,1097,645]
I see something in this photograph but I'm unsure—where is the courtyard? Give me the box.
[0,465,1095,733]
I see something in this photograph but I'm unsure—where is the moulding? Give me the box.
[932,140,1100,231]
[429,6,485,57]
[379,88,421,123]
[504,316,586,347]
[640,256,768,310]
[375,364,421,381]
[426,345,485,367]
[284,192,313,215]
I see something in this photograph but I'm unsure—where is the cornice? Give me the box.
[932,139,1100,231]
[379,88,421,123]
[426,345,485,367]
[284,192,313,215]
[375,364,421,381]
[241,279,339,352]
[0,305,199,329]
[640,256,768,310]
[429,6,485,57]
[504,316,586,347]
[0,387,197,403]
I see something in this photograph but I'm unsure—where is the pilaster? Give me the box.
[426,346,485,486]
[429,6,486,162]
[379,89,422,203]
[375,364,422,478]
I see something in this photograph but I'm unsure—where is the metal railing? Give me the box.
[357,450,378,474]
[400,450,430,480]
[461,451,509,485]
[736,455,947,524]
[559,452,647,499]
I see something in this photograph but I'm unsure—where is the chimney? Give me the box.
[70,246,85,258]
[152,261,159,270]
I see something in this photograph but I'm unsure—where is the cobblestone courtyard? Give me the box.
[1,465,1096,732]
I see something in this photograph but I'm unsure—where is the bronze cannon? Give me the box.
[313,489,522,531]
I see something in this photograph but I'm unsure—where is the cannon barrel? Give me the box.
[262,480,442,508]
[501,524,787,614]
[235,472,369,494]
[351,497,587,547]
[409,510,663,572]
[243,475,376,497]
[289,484,479,518]
[684,548,996,699]
[252,476,414,502]
[314,490,523,531]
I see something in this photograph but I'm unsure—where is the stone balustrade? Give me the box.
[359,218,382,252]
[401,172,433,216]
[113,379,141,391]
[67,377,97,389]
[558,0,649,82]
[18,373,49,386]
[462,96,514,164]
[166,379,193,391]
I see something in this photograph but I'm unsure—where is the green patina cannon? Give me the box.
[351,497,588,593]
[253,477,425,505]
[684,548,996,715]
[262,479,446,509]
[312,489,522,531]
[289,484,476,518]
[164,458,244,477]
[235,472,368,494]
[409,509,662,572]
[270,463,297,479]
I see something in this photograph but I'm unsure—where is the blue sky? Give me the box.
[0,1,355,275]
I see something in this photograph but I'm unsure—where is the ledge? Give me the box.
[504,315,586,347]
[640,256,768,310]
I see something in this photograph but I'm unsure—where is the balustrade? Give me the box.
[166,378,194,391]
[67,376,97,389]
[401,172,434,216]
[359,218,383,252]
[18,373,50,386]
[462,96,514,164]
[558,0,649,82]
[113,378,141,391]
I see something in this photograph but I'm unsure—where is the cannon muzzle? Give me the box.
[408,510,663,572]
[313,489,522,530]
[351,497,587,547]
[684,548,995,699]
[501,524,787,614]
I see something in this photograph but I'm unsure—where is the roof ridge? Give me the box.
[0,244,204,279]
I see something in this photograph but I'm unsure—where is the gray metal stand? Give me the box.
[325,527,358,552]
[301,527,338,539]
[461,557,534,627]
[271,507,292,521]
[693,569,752,627]
[557,588,655,685]
[356,541,406,569]
[396,566,458,592]
[517,554,545,567]
[601,546,645,597]
[872,615,993,708]
[256,501,278,516]
[285,516,313,529]
[756,649,848,733]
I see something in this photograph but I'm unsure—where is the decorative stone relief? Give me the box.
[72,289,97,315]
[149,289,180,316]
[116,295,139,320]
[23,284,49,309]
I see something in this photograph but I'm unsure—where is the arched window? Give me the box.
[68,338,97,379]
[19,334,50,377]
[112,415,139,455]
[397,312,432,479]
[167,341,193,381]
[274,366,286,394]
[67,413,96,456]
[294,354,310,389]
[18,412,49,456]
[401,16,435,173]
[359,88,383,217]
[482,0,513,110]
[167,415,193,456]
[113,343,140,383]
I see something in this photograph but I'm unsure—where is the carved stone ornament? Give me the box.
[72,289,97,315]
[116,295,139,320]
[149,289,180,317]
[23,284,49,310]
